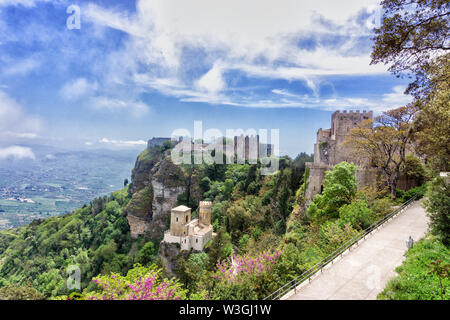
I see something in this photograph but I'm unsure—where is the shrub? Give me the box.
[370,197,394,219]
[338,200,373,230]
[378,235,450,300]
[0,284,45,300]
[87,264,187,300]
[397,184,428,203]
[306,162,358,220]
[318,221,359,254]
[423,177,450,246]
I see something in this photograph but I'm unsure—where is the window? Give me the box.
[176,217,178,222]
[186,216,188,223]
[196,239,198,243]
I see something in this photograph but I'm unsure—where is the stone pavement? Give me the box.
[285,201,429,300]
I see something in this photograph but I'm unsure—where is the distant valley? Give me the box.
[0,145,138,229]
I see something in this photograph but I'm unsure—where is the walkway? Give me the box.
[286,201,429,300]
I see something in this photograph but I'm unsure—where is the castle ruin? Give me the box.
[305,110,379,202]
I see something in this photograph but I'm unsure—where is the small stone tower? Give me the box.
[170,205,191,237]
[199,201,212,226]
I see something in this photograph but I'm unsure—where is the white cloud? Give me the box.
[0,0,50,7]
[83,0,387,109]
[60,78,98,101]
[382,85,413,106]
[90,96,150,117]
[0,90,41,139]
[2,56,41,76]
[195,63,226,94]
[236,86,414,112]
[99,138,147,147]
[4,132,38,139]
[0,145,35,160]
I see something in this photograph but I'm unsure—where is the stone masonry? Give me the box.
[305,110,378,203]
[162,201,216,251]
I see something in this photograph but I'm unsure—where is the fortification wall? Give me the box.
[305,110,376,203]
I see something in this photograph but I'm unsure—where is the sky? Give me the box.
[0,0,414,159]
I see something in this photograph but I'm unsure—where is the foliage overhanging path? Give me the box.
[285,201,429,300]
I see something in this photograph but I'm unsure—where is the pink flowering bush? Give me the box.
[211,250,282,300]
[214,250,282,284]
[87,264,187,300]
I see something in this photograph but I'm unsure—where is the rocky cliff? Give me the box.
[125,144,188,239]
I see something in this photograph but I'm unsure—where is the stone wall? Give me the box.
[305,110,376,204]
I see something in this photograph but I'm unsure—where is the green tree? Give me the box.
[137,241,157,266]
[413,70,450,171]
[207,228,233,270]
[0,284,45,300]
[307,162,358,219]
[338,200,373,230]
[403,154,427,186]
[371,0,450,99]
[423,176,450,246]
[345,105,418,195]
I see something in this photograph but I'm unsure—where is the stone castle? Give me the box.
[305,110,379,202]
[162,201,216,251]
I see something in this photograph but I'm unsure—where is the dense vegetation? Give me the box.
[0,0,448,300]
[0,139,437,300]
[378,235,449,300]
[0,187,157,297]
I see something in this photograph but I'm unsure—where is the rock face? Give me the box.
[158,242,183,276]
[125,145,188,239]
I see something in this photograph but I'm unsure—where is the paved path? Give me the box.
[286,201,429,300]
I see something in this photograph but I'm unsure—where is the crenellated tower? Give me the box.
[199,201,212,226]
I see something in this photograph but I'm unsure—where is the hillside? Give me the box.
[0,142,315,298]
[0,140,433,300]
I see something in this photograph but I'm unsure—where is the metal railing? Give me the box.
[264,195,418,300]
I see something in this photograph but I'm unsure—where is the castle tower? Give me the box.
[199,201,212,226]
[305,109,376,204]
[170,205,191,237]
[329,110,373,165]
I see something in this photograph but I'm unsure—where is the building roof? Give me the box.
[172,205,191,213]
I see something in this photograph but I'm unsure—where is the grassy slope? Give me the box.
[378,234,450,300]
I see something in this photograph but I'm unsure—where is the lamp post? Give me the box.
[406,236,414,249]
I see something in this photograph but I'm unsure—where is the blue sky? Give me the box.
[0,0,413,158]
